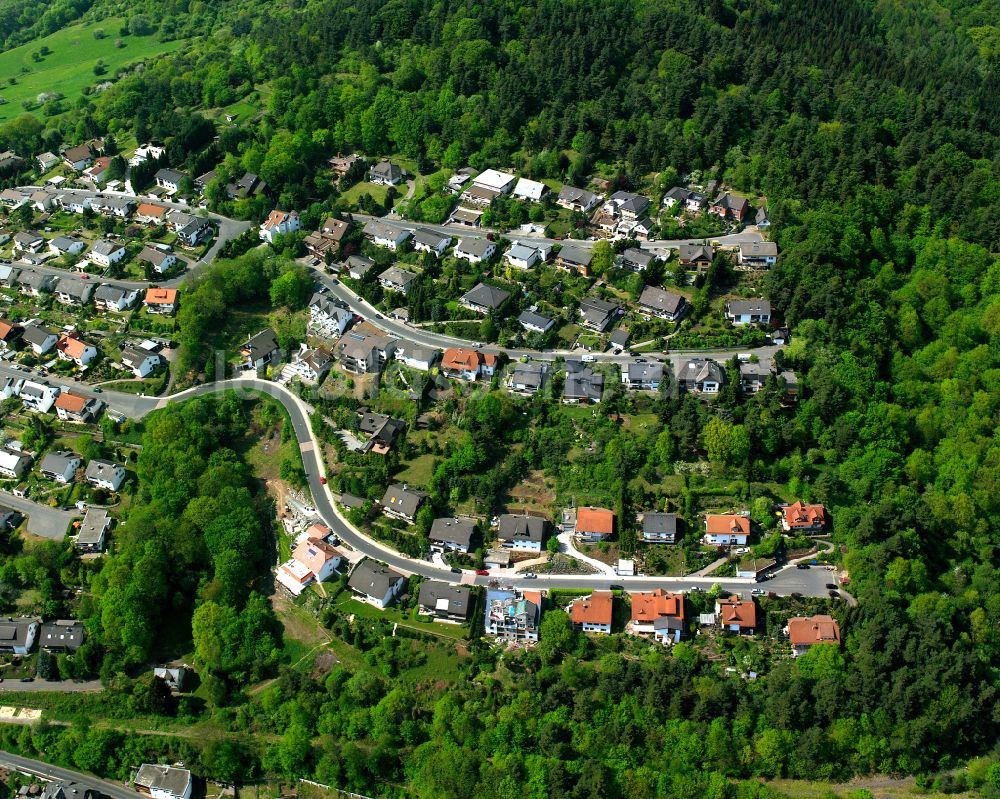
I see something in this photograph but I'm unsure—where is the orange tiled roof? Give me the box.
[54,391,88,413]
[56,335,90,360]
[0,320,18,340]
[145,287,178,304]
[788,614,840,646]
[631,589,684,623]
[783,501,826,528]
[576,506,614,535]
[718,596,757,628]
[571,591,613,625]
[705,514,750,535]
[441,348,481,371]
[136,203,167,218]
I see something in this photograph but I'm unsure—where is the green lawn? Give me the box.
[394,453,436,488]
[339,181,390,207]
[0,20,186,123]
[331,591,470,642]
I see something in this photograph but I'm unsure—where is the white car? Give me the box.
[582,354,596,363]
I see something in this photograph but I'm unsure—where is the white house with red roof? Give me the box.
[259,210,301,243]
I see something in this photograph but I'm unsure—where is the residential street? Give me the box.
[0,750,143,799]
[0,678,102,692]
[0,492,75,539]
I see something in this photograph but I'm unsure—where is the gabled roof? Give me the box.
[429,517,476,548]
[564,367,603,401]
[726,299,771,316]
[91,239,123,256]
[557,185,599,206]
[139,246,173,266]
[55,335,93,361]
[413,228,450,248]
[705,514,750,536]
[739,241,778,258]
[53,391,92,414]
[571,590,613,626]
[788,615,841,646]
[456,237,494,257]
[576,506,614,535]
[54,277,91,299]
[378,266,417,288]
[94,283,134,303]
[638,285,685,315]
[39,450,79,474]
[517,309,553,331]
[643,512,676,535]
[678,243,714,262]
[417,581,471,619]
[21,324,55,346]
[243,328,279,358]
[497,513,546,542]
[622,247,654,267]
[380,484,428,518]
[558,245,593,267]
[348,560,406,598]
[85,459,122,482]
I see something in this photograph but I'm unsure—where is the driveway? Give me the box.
[0,492,75,540]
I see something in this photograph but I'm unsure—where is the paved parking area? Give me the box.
[0,493,75,540]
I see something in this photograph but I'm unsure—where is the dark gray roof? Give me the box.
[456,237,494,257]
[155,168,186,184]
[50,236,82,252]
[608,191,651,216]
[380,483,428,519]
[517,309,553,332]
[558,245,593,267]
[94,284,133,302]
[370,161,403,181]
[91,239,122,256]
[429,517,476,548]
[85,459,122,482]
[21,324,55,346]
[347,255,376,276]
[564,368,604,401]
[497,513,547,542]
[417,581,471,619]
[378,266,417,288]
[40,450,79,475]
[622,248,654,268]
[40,620,84,650]
[139,246,172,266]
[678,243,714,262]
[627,362,664,384]
[461,282,510,310]
[643,512,677,536]
[638,285,685,315]
[413,228,450,248]
[675,358,725,385]
[510,363,546,390]
[348,560,406,599]
[244,328,279,358]
[558,185,599,205]
[77,508,110,546]
[0,617,38,650]
[55,276,91,299]
[726,299,771,316]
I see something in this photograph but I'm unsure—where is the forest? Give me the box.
[0,0,997,794]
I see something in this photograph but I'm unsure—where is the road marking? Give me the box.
[299,442,314,453]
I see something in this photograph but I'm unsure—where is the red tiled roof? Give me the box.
[788,615,840,646]
[136,203,167,218]
[441,348,481,371]
[576,506,614,535]
[54,391,88,413]
[631,589,684,624]
[145,287,178,305]
[705,514,750,536]
[718,596,757,629]
[571,591,613,626]
[783,501,826,528]
[56,335,90,360]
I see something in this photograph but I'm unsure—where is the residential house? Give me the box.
[0,617,39,655]
[602,190,651,223]
[54,278,94,307]
[380,483,428,523]
[631,589,685,643]
[49,236,86,257]
[571,591,613,633]
[577,296,620,332]
[0,449,32,480]
[130,143,166,165]
[276,534,343,596]
[447,206,483,226]
[755,205,770,228]
[677,243,714,273]
[83,156,113,183]
[76,508,110,553]
[460,282,510,314]
[144,287,179,315]
[620,248,656,271]
[259,210,301,243]
[138,246,178,274]
[739,359,772,393]
[357,410,405,454]
[347,255,377,280]
[39,451,81,483]
[556,245,594,275]
[395,345,438,372]
[54,391,102,423]
[154,168,185,192]
[39,620,84,652]
[291,347,334,384]
[121,346,162,378]
[241,328,280,370]
[92,196,135,218]
[37,152,60,171]
[94,284,140,312]
[417,582,471,622]
[429,517,477,553]
[471,169,517,196]
[512,177,546,202]
[637,285,687,321]
[89,239,125,267]
[508,362,547,394]
[21,325,58,356]
[441,347,496,381]
[710,192,750,222]
[304,217,350,259]
[62,194,96,215]
[338,333,397,374]
[641,512,677,543]
[557,185,601,214]
[453,237,496,264]
[133,764,193,799]
[176,218,213,246]
[505,242,542,270]
[485,589,541,641]
[0,188,27,208]
[85,459,126,491]
[446,167,476,193]
[368,160,404,186]
[378,265,418,295]
[662,187,707,213]
[18,379,59,411]
[328,154,362,177]
[0,150,23,173]
[16,270,54,297]
[737,241,778,269]
[517,308,554,335]
[63,144,95,171]
[788,615,841,656]
[135,203,168,225]
[716,596,757,634]
[496,513,546,552]
[347,560,407,609]
[725,299,771,326]
[152,667,187,692]
[308,293,352,336]
[412,228,451,257]
[674,357,724,394]
[364,220,412,250]
[55,334,98,368]
[0,319,22,350]
[704,514,750,546]
[623,361,664,391]
[563,362,604,404]
[30,190,57,212]
[781,501,827,533]
[225,172,268,200]
[575,506,614,542]
[13,231,44,253]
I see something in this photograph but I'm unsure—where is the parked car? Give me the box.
[475,569,489,576]
[796,563,810,569]
[750,588,765,595]
[319,477,327,485]
[825,583,837,590]
[523,572,537,579]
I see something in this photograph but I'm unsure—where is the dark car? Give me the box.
[825,583,838,590]
[19,677,33,683]
[796,563,810,569]
[609,584,624,591]
[790,592,802,598]
[828,590,840,598]
[451,567,461,574]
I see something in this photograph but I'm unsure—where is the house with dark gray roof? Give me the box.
[0,617,39,654]
[460,282,510,314]
[454,237,497,263]
[557,185,601,214]
[563,366,604,404]
[674,358,725,394]
[378,265,417,295]
[623,361,664,391]
[40,620,85,652]
[94,283,141,312]
[347,255,377,279]
[508,362,547,395]
[429,517,477,552]
[369,160,404,186]
[76,507,110,552]
[54,276,94,306]
[417,581,472,622]
[241,328,280,369]
[578,297,621,332]
[518,308,554,334]
[620,248,655,271]
[412,228,451,257]
[21,324,57,355]
[348,560,407,609]
[642,512,678,543]
[556,245,594,275]
[380,483,428,523]
[638,285,687,321]
[725,299,771,325]
[39,450,81,483]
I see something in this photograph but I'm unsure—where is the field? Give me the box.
[338,181,390,207]
[0,20,186,123]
